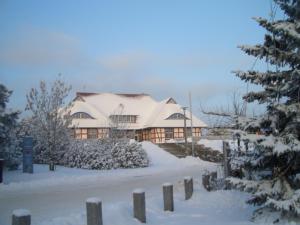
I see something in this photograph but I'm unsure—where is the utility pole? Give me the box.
[189,92,195,157]
[182,107,188,153]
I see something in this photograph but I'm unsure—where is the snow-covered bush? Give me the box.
[61,139,149,170]
[111,140,149,168]
[61,139,114,169]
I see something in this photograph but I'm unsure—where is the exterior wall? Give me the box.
[151,128,165,143]
[72,128,109,140]
[71,127,202,143]
[97,128,109,139]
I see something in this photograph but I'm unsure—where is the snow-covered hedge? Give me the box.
[61,139,149,170]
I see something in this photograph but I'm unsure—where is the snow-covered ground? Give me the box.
[0,141,255,225]
[198,139,225,152]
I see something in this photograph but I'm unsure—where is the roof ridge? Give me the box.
[76,92,150,98]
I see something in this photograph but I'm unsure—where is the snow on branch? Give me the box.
[253,17,300,43]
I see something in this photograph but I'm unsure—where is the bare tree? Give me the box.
[108,103,132,143]
[26,78,72,171]
[200,90,247,129]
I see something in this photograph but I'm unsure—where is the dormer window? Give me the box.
[72,112,94,119]
[166,113,189,120]
[109,115,137,123]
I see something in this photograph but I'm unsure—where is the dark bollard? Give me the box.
[12,209,31,225]
[133,189,146,223]
[202,174,211,191]
[184,176,193,200]
[163,183,174,211]
[86,197,103,225]
[0,159,3,183]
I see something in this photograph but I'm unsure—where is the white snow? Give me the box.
[0,141,272,225]
[198,139,225,152]
[162,182,173,187]
[86,197,102,204]
[70,92,207,129]
[184,176,192,180]
[133,188,145,194]
[13,209,31,217]
[37,189,255,225]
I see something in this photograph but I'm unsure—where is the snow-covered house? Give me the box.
[69,92,207,143]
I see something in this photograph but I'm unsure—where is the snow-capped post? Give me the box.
[184,176,193,200]
[86,198,103,225]
[222,141,231,178]
[12,209,31,225]
[22,137,34,174]
[0,158,3,183]
[162,183,174,211]
[133,189,146,223]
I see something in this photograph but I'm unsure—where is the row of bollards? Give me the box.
[12,177,194,225]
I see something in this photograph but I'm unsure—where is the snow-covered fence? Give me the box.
[163,183,174,211]
[133,189,146,223]
[184,176,193,200]
[201,141,231,192]
[86,198,103,225]
[12,209,31,225]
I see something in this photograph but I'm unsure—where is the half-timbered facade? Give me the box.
[69,92,207,143]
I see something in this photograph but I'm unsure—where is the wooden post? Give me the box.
[162,183,174,211]
[184,176,193,200]
[86,198,103,225]
[133,189,146,223]
[12,209,31,225]
[223,141,231,178]
[211,171,217,181]
[202,174,211,191]
[182,107,188,153]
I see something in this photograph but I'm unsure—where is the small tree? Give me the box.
[26,79,72,171]
[229,0,300,222]
[0,84,21,169]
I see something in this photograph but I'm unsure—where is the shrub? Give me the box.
[61,139,149,170]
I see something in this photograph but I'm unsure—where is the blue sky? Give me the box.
[0,0,280,118]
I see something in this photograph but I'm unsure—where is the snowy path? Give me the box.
[0,165,206,225]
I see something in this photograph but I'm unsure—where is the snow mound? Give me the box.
[142,141,215,168]
[142,141,181,167]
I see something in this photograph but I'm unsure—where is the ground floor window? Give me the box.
[74,128,109,139]
[75,128,87,139]
[165,128,174,140]
[98,128,109,139]
[87,128,98,139]
[174,128,184,138]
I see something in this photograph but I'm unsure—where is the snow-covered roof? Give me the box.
[70,92,207,129]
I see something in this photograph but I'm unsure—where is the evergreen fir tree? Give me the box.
[229,0,300,222]
[0,84,21,169]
